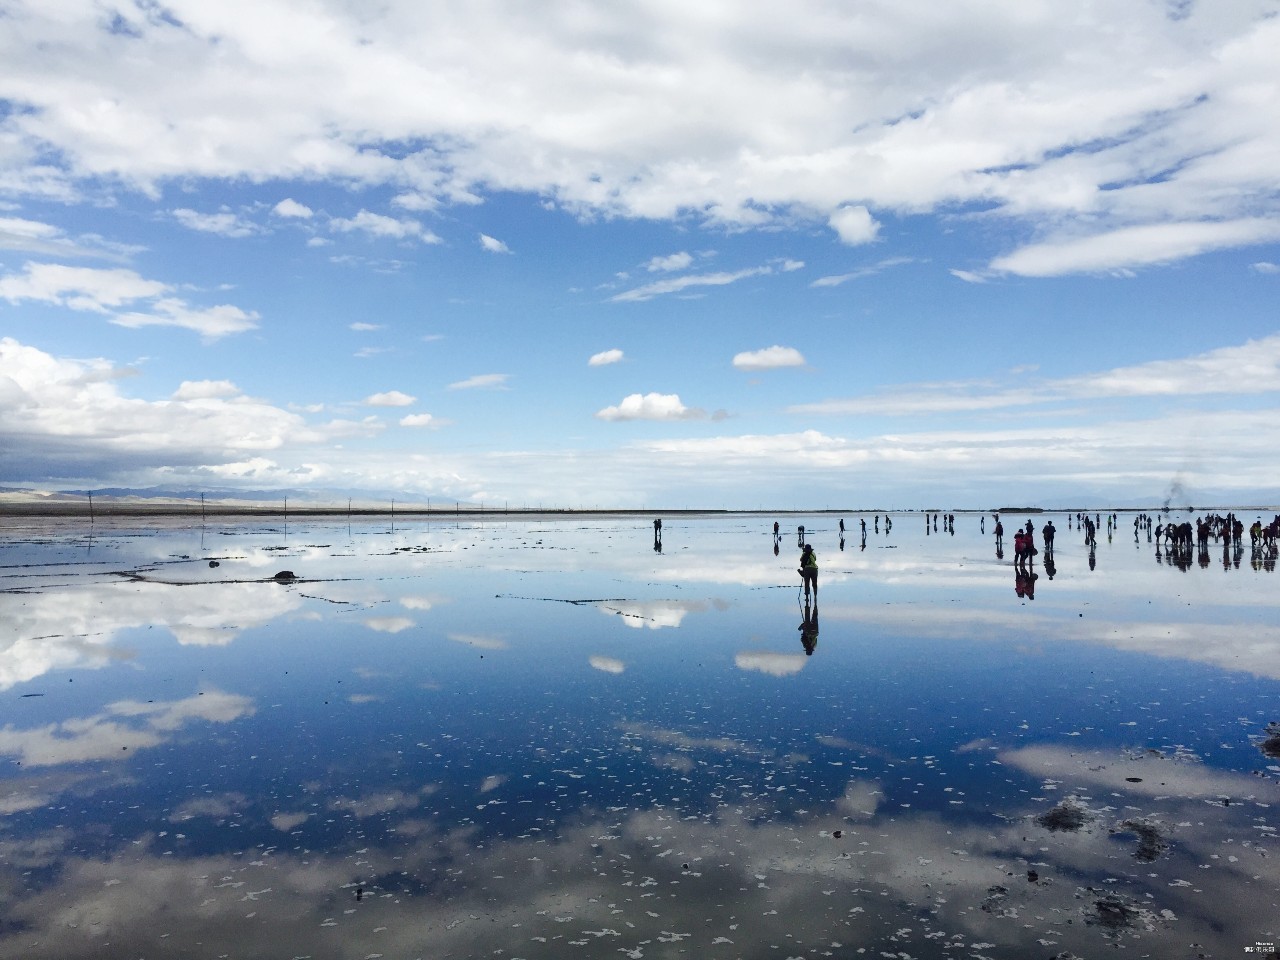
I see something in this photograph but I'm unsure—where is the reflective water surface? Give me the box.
[2,511,1278,958]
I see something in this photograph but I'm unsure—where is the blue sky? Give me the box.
[1,0,1278,509]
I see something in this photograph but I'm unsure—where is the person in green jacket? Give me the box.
[799,543,818,598]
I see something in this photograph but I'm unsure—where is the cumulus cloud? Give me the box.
[272,198,314,218]
[1252,261,1280,274]
[0,217,134,259]
[588,348,624,366]
[0,2,1276,275]
[732,345,805,371]
[0,262,258,339]
[112,299,260,339]
[330,210,442,243]
[479,233,511,253]
[0,262,169,311]
[171,207,259,238]
[172,380,240,401]
[645,252,693,272]
[448,373,509,390]
[828,205,880,246]
[588,656,625,674]
[364,390,416,407]
[399,413,440,427]
[595,393,702,422]
[0,337,323,484]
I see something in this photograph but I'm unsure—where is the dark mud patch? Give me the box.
[979,884,1011,915]
[1114,818,1170,862]
[1259,722,1280,760]
[1037,800,1090,832]
[1083,891,1160,936]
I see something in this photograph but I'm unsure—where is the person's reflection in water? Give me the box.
[652,520,663,553]
[1088,540,1097,570]
[839,535,845,551]
[860,531,867,552]
[1015,563,1038,599]
[773,537,780,556]
[1044,549,1057,580]
[798,597,819,655]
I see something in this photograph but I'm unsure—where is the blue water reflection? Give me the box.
[1,512,1277,957]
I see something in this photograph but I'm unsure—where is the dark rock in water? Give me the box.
[1026,869,1039,883]
[1260,724,1280,759]
[1037,801,1089,832]
[832,829,842,839]
[209,560,220,568]
[273,570,297,582]
[1118,818,1169,862]
[1087,894,1140,931]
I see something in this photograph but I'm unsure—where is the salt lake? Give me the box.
[1,511,1277,958]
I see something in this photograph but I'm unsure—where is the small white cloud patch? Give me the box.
[732,345,805,370]
[595,393,701,422]
[364,390,416,407]
[589,348,624,366]
[828,205,880,246]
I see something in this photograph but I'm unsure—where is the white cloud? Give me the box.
[949,268,987,283]
[0,691,253,767]
[811,256,907,287]
[0,262,257,339]
[588,348,624,367]
[588,655,625,674]
[448,373,509,390]
[732,345,805,371]
[399,413,440,428]
[779,259,804,272]
[595,393,701,422]
[611,267,771,303]
[172,380,240,401]
[350,321,382,331]
[828,205,879,246]
[791,332,1280,416]
[0,1,1275,275]
[172,207,259,238]
[272,198,314,218]
[1250,261,1279,274]
[0,217,126,259]
[734,652,808,677]
[364,390,416,407]
[479,233,511,253]
[991,219,1280,277]
[645,252,693,272]
[330,210,442,243]
[0,262,169,311]
[0,337,325,484]
[112,299,260,339]
[448,633,508,650]
[364,616,415,633]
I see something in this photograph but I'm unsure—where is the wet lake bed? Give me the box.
[1,512,1277,957]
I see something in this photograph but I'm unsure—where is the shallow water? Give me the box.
[1,512,1277,958]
